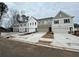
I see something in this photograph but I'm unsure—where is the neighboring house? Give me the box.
[13,14,38,33]
[38,17,53,32]
[0,27,7,32]
[38,11,74,33]
[52,11,74,33]
[74,23,79,31]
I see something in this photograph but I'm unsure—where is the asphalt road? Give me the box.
[0,37,79,57]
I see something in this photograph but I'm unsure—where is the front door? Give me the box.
[70,27,73,33]
[49,27,52,32]
[35,28,38,32]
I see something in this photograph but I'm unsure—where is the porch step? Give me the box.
[38,38,52,45]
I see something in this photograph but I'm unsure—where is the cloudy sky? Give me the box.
[5,2,79,22]
[1,2,79,28]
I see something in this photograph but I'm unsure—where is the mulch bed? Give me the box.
[42,32,54,39]
[73,31,79,37]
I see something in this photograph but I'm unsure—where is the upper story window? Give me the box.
[14,24,16,27]
[20,24,22,27]
[35,22,36,25]
[54,20,59,24]
[64,19,70,23]
[30,23,31,26]
[32,22,34,25]
[39,22,40,24]
[17,24,19,27]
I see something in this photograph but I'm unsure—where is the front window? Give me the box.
[64,19,70,23]
[25,28,27,32]
[54,20,59,24]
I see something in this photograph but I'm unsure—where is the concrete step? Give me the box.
[38,38,52,45]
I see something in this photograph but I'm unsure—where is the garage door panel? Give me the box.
[53,28,67,33]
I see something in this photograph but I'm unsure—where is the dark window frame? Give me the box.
[35,22,36,25]
[30,23,31,26]
[54,20,59,24]
[25,28,27,32]
[32,22,34,25]
[64,19,70,23]
[24,24,26,26]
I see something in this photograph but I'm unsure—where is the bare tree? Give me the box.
[0,2,8,36]
[10,9,18,27]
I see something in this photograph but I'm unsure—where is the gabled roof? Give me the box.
[15,15,37,24]
[54,11,74,19]
[38,17,53,21]
[31,16,37,20]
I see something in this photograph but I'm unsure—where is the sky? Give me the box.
[1,2,79,28]
[5,2,79,22]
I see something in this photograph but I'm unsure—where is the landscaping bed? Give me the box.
[42,32,54,39]
[73,31,79,37]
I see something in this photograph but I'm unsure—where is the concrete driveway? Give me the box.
[51,33,79,52]
[3,32,46,43]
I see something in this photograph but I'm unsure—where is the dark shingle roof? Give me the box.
[38,17,53,21]
[16,14,29,23]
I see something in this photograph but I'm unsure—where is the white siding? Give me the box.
[27,16,38,32]
[52,17,74,33]
[13,16,38,33]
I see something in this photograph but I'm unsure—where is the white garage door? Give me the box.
[53,28,68,33]
[38,24,49,32]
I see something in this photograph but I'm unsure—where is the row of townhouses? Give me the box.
[0,10,75,33]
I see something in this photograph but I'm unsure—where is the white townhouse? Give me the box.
[38,11,74,33]
[13,14,38,33]
[52,11,74,33]
[37,17,53,32]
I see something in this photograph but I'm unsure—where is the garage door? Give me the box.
[53,27,68,33]
[38,24,49,32]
